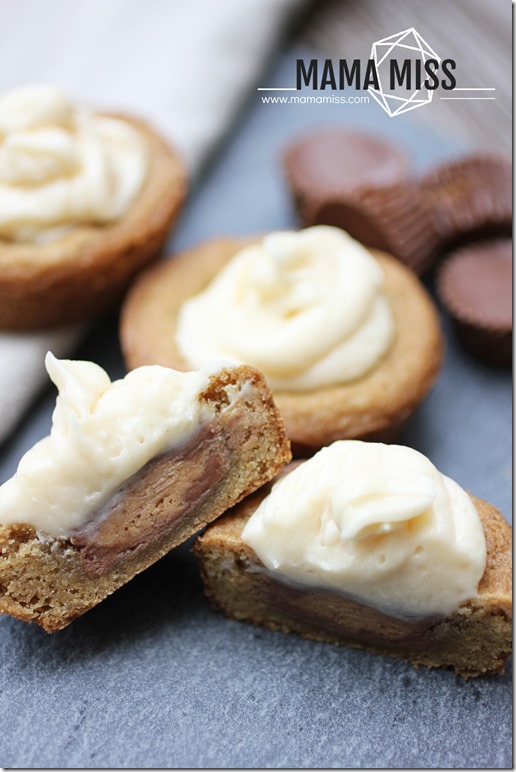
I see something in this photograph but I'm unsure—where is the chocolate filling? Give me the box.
[253,566,445,651]
[70,424,231,576]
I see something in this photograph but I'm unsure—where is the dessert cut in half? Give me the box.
[195,441,512,678]
[121,226,443,455]
[0,85,187,329]
[0,354,291,632]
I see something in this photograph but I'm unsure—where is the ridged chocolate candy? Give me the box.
[283,129,438,274]
[421,155,512,251]
[437,240,512,366]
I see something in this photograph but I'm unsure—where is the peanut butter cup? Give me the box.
[421,155,512,252]
[283,129,438,274]
[437,240,512,366]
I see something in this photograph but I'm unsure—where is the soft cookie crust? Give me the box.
[120,237,443,454]
[0,114,187,330]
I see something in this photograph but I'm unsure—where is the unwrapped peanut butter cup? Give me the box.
[437,240,512,366]
[421,155,512,251]
[283,129,439,274]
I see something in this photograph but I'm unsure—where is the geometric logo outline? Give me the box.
[369,27,441,117]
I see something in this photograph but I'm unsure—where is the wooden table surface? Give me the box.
[299,0,511,154]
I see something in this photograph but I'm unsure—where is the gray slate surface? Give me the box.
[0,52,512,768]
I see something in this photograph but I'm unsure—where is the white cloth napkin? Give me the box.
[0,0,302,443]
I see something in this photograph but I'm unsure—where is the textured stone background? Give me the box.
[0,39,512,771]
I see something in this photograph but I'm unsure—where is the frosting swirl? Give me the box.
[0,85,148,242]
[176,226,395,391]
[242,441,487,618]
[0,354,215,537]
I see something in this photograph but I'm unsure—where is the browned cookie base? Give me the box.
[120,237,443,454]
[0,366,291,632]
[0,115,187,330]
[194,482,512,679]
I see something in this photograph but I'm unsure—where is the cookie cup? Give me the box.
[120,237,443,455]
[0,115,187,330]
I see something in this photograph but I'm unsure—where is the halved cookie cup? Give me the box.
[0,365,291,632]
[194,476,512,679]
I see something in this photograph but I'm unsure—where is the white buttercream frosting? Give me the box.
[0,85,148,242]
[0,354,216,537]
[176,226,395,391]
[242,441,487,618]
